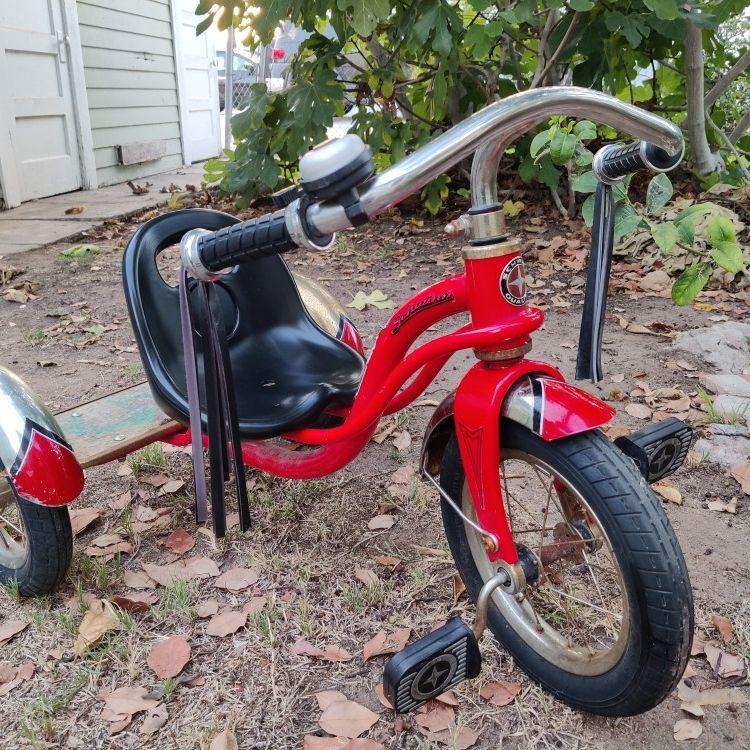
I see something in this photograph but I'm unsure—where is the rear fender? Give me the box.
[0,367,84,507]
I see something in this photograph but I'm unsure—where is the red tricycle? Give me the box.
[0,87,693,717]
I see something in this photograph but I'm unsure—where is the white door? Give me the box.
[0,1,82,204]
[174,0,220,163]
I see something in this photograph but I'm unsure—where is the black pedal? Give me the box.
[383,618,481,713]
[614,417,692,483]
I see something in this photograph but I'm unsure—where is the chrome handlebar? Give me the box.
[305,86,683,237]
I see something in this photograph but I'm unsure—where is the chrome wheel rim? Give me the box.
[0,484,28,570]
[462,449,630,676]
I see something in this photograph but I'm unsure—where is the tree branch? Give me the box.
[704,47,750,109]
[531,12,580,88]
[729,108,750,145]
[706,116,750,182]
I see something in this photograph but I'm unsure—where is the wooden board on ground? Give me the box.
[56,382,181,468]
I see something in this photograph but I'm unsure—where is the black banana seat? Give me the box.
[122,209,364,439]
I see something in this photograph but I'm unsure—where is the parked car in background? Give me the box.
[217,49,258,110]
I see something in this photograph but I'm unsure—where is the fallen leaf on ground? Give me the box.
[68,507,102,535]
[604,424,631,440]
[363,629,411,661]
[412,544,447,557]
[84,532,132,558]
[355,568,379,586]
[209,727,239,750]
[318,698,379,738]
[436,690,459,706]
[206,610,247,637]
[75,599,121,656]
[680,702,705,718]
[343,741,388,749]
[140,703,168,736]
[704,644,746,679]
[373,555,401,568]
[315,690,348,710]
[242,596,267,615]
[422,726,480,749]
[374,682,392,709]
[157,479,185,496]
[102,686,160,716]
[111,593,156,612]
[197,599,220,618]
[729,461,750,494]
[652,480,683,505]
[143,557,220,585]
[140,473,170,488]
[392,431,411,452]
[677,681,749,705]
[625,403,652,420]
[162,529,195,555]
[707,497,738,514]
[291,638,354,662]
[415,704,455,732]
[147,636,191,678]
[124,570,157,590]
[303,737,348,750]
[391,465,415,484]
[215,567,259,592]
[611,373,625,383]
[479,681,522,706]
[711,614,734,643]
[452,574,466,607]
[0,620,29,646]
[368,515,395,530]
[347,290,396,311]
[674,718,703,741]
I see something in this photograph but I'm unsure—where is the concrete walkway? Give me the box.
[0,163,206,256]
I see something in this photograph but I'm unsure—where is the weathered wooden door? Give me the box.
[0,1,83,205]
[174,0,220,163]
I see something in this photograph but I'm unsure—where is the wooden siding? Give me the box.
[76,0,184,185]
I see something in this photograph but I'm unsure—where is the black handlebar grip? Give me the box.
[197,210,297,272]
[594,141,683,182]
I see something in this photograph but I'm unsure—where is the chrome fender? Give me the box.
[0,366,84,507]
[421,373,615,474]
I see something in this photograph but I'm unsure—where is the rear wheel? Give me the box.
[440,420,693,716]
[0,488,72,596]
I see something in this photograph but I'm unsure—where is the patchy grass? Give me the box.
[127,443,166,475]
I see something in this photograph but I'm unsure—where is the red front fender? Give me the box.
[428,362,614,564]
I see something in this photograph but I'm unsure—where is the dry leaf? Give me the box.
[625,403,652,420]
[290,638,353,662]
[102,686,160,716]
[74,599,121,656]
[242,596,267,615]
[391,465,415,484]
[711,614,734,643]
[206,610,247,637]
[392,431,412,452]
[303,738,348,750]
[343,741,388,750]
[373,555,401,568]
[677,681,749,705]
[415,704,455,732]
[141,473,170,488]
[652,480,683,505]
[412,544,447,557]
[215,567,259,592]
[111,593,156,612]
[124,570,157,590]
[422,726,480,749]
[707,497,738,514]
[147,636,191,678]
[318,698,379,738]
[729,461,750,495]
[315,690,348,710]
[479,681,522,706]
[704,644,746,679]
[69,507,102,535]
[162,529,195,555]
[680,702,705,718]
[197,599,220,618]
[209,728,239,750]
[374,682,392,709]
[355,568,379,586]
[143,556,220,585]
[368,515,395,530]
[363,629,410,661]
[158,479,185,496]
[452,574,466,607]
[0,620,29,646]
[140,703,168,736]
[674,718,703,741]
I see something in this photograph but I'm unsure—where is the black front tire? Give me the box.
[0,494,72,597]
[440,421,693,716]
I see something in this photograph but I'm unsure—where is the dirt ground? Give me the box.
[0,198,748,750]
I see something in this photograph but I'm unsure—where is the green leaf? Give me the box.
[613,203,643,240]
[347,289,397,311]
[568,0,594,10]
[574,145,593,167]
[671,265,711,306]
[675,218,695,247]
[710,241,743,274]
[549,131,577,165]
[572,170,597,193]
[195,14,214,36]
[581,194,596,226]
[643,0,679,21]
[673,203,716,223]
[61,244,99,258]
[645,173,673,214]
[650,221,679,252]
[706,216,736,246]
[530,130,552,158]
[573,120,597,140]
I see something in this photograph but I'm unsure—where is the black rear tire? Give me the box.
[0,492,72,597]
[440,420,693,716]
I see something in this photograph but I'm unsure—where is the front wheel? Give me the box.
[0,489,72,596]
[440,421,693,716]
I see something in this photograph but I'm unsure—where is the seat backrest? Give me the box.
[121,208,329,426]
